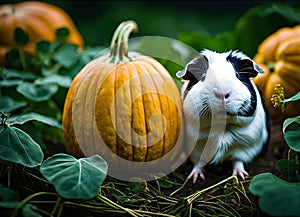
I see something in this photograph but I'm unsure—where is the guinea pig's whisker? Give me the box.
[198,100,210,117]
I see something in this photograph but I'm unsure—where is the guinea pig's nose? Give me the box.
[215,91,230,100]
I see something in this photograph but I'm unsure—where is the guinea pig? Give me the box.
[176,49,269,183]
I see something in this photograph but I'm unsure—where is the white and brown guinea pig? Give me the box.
[176,49,269,183]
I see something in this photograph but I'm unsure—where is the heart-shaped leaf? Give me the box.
[40,154,108,199]
[17,82,58,102]
[0,125,44,167]
[249,172,300,216]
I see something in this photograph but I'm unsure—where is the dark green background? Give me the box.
[3,0,300,47]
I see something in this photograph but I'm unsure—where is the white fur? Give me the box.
[181,50,268,182]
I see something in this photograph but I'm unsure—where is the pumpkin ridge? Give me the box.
[145,61,168,157]
[147,58,181,155]
[138,61,165,161]
[72,67,93,156]
[115,63,134,160]
[128,62,147,161]
[85,66,106,156]
[62,75,83,157]
[95,62,118,156]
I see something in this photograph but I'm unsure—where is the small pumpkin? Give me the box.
[0,1,84,64]
[253,25,300,123]
[62,21,183,176]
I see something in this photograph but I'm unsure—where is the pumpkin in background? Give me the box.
[62,21,183,176]
[0,1,84,64]
[253,25,300,123]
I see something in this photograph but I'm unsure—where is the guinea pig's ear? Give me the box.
[176,55,209,82]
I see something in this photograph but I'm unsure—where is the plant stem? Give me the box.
[11,192,58,217]
[50,196,62,216]
[7,163,12,188]
[97,194,142,217]
[18,47,27,71]
[133,209,177,217]
[169,178,188,196]
[184,176,238,205]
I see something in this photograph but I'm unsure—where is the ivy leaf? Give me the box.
[16,82,58,102]
[0,125,44,167]
[249,173,300,217]
[40,154,108,199]
[14,28,29,46]
[0,96,27,113]
[7,112,62,129]
[283,116,300,152]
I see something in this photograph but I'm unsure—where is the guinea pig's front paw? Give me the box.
[232,161,249,180]
[187,165,205,184]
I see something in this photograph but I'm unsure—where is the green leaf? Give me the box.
[40,154,108,199]
[155,173,174,189]
[283,116,300,152]
[7,112,62,129]
[1,68,37,80]
[0,96,27,113]
[249,172,300,216]
[135,36,198,68]
[233,3,300,57]
[53,44,79,68]
[0,79,22,87]
[14,28,29,46]
[22,204,42,217]
[36,40,51,53]
[56,27,70,38]
[35,74,72,88]
[0,184,20,208]
[178,31,234,53]
[277,159,300,182]
[283,91,300,104]
[128,177,147,194]
[16,82,58,102]
[0,125,44,167]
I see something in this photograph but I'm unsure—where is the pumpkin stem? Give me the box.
[109,20,138,63]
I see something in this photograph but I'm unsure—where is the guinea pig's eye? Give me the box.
[226,51,264,78]
[238,59,263,77]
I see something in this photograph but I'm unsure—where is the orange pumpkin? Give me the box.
[62,21,183,176]
[253,25,300,123]
[0,1,84,64]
